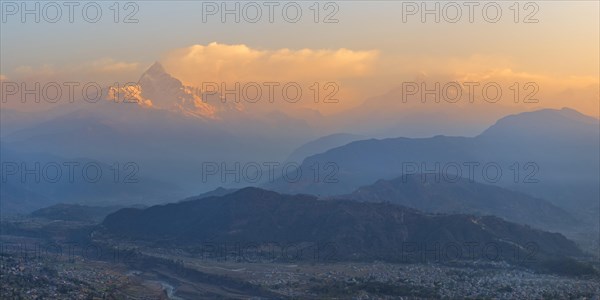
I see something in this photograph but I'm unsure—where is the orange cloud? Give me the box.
[163,43,378,85]
[368,54,600,117]
[160,43,378,114]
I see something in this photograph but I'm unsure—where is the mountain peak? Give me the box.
[138,61,176,87]
[145,61,167,75]
[134,61,244,120]
[231,186,282,198]
[478,107,599,139]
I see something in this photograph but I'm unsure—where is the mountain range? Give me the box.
[2,65,598,244]
[265,108,600,228]
[100,187,592,274]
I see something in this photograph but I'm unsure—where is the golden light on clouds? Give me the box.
[158,42,379,114]
[162,42,379,85]
[366,54,600,117]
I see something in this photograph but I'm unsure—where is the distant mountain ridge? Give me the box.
[265,108,600,222]
[338,174,579,232]
[480,107,599,140]
[285,133,366,163]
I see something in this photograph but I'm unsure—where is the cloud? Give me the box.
[443,65,599,114]
[162,42,379,85]
[11,59,141,82]
[364,54,600,117]
[158,43,378,114]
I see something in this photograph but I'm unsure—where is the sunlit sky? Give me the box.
[1,1,598,115]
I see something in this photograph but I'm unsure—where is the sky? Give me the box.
[1,1,599,116]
